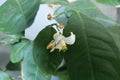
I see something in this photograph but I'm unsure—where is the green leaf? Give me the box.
[96,0,120,6]
[10,39,31,63]
[106,26,120,50]
[0,70,12,80]
[55,71,70,80]
[41,0,68,4]
[82,0,118,27]
[0,0,40,33]
[33,26,63,76]
[63,12,120,80]
[0,32,23,45]
[71,0,109,19]
[22,43,50,80]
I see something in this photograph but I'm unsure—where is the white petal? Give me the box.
[57,58,65,69]
[55,40,65,49]
[64,32,75,45]
[53,32,62,42]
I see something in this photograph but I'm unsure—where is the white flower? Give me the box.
[47,32,75,52]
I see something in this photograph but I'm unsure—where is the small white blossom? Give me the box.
[47,32,75,52]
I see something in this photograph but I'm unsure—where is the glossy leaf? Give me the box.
[55,71,70,80]
[22,43,50,80]
[33,26,63,76]
[0,32,23,45]
[10,39,31,63]
[96,0,120,6]
[106,26,120,50]
[63,12,120,80]
[41,0,68,4]
[0,70,12,80]
[71,0,110,20]
[0,0,40,33]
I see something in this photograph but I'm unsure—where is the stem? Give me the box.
[54,10,75,18]
[48,23,62,34]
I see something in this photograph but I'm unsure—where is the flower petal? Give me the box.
[57,58,65,69]
[55,40,67,52]
[64,32,75,45]
[55,40,65,48]
[53,32,62,42]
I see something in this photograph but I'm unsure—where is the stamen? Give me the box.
[59,44,68,52]
[47,40,56,50]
